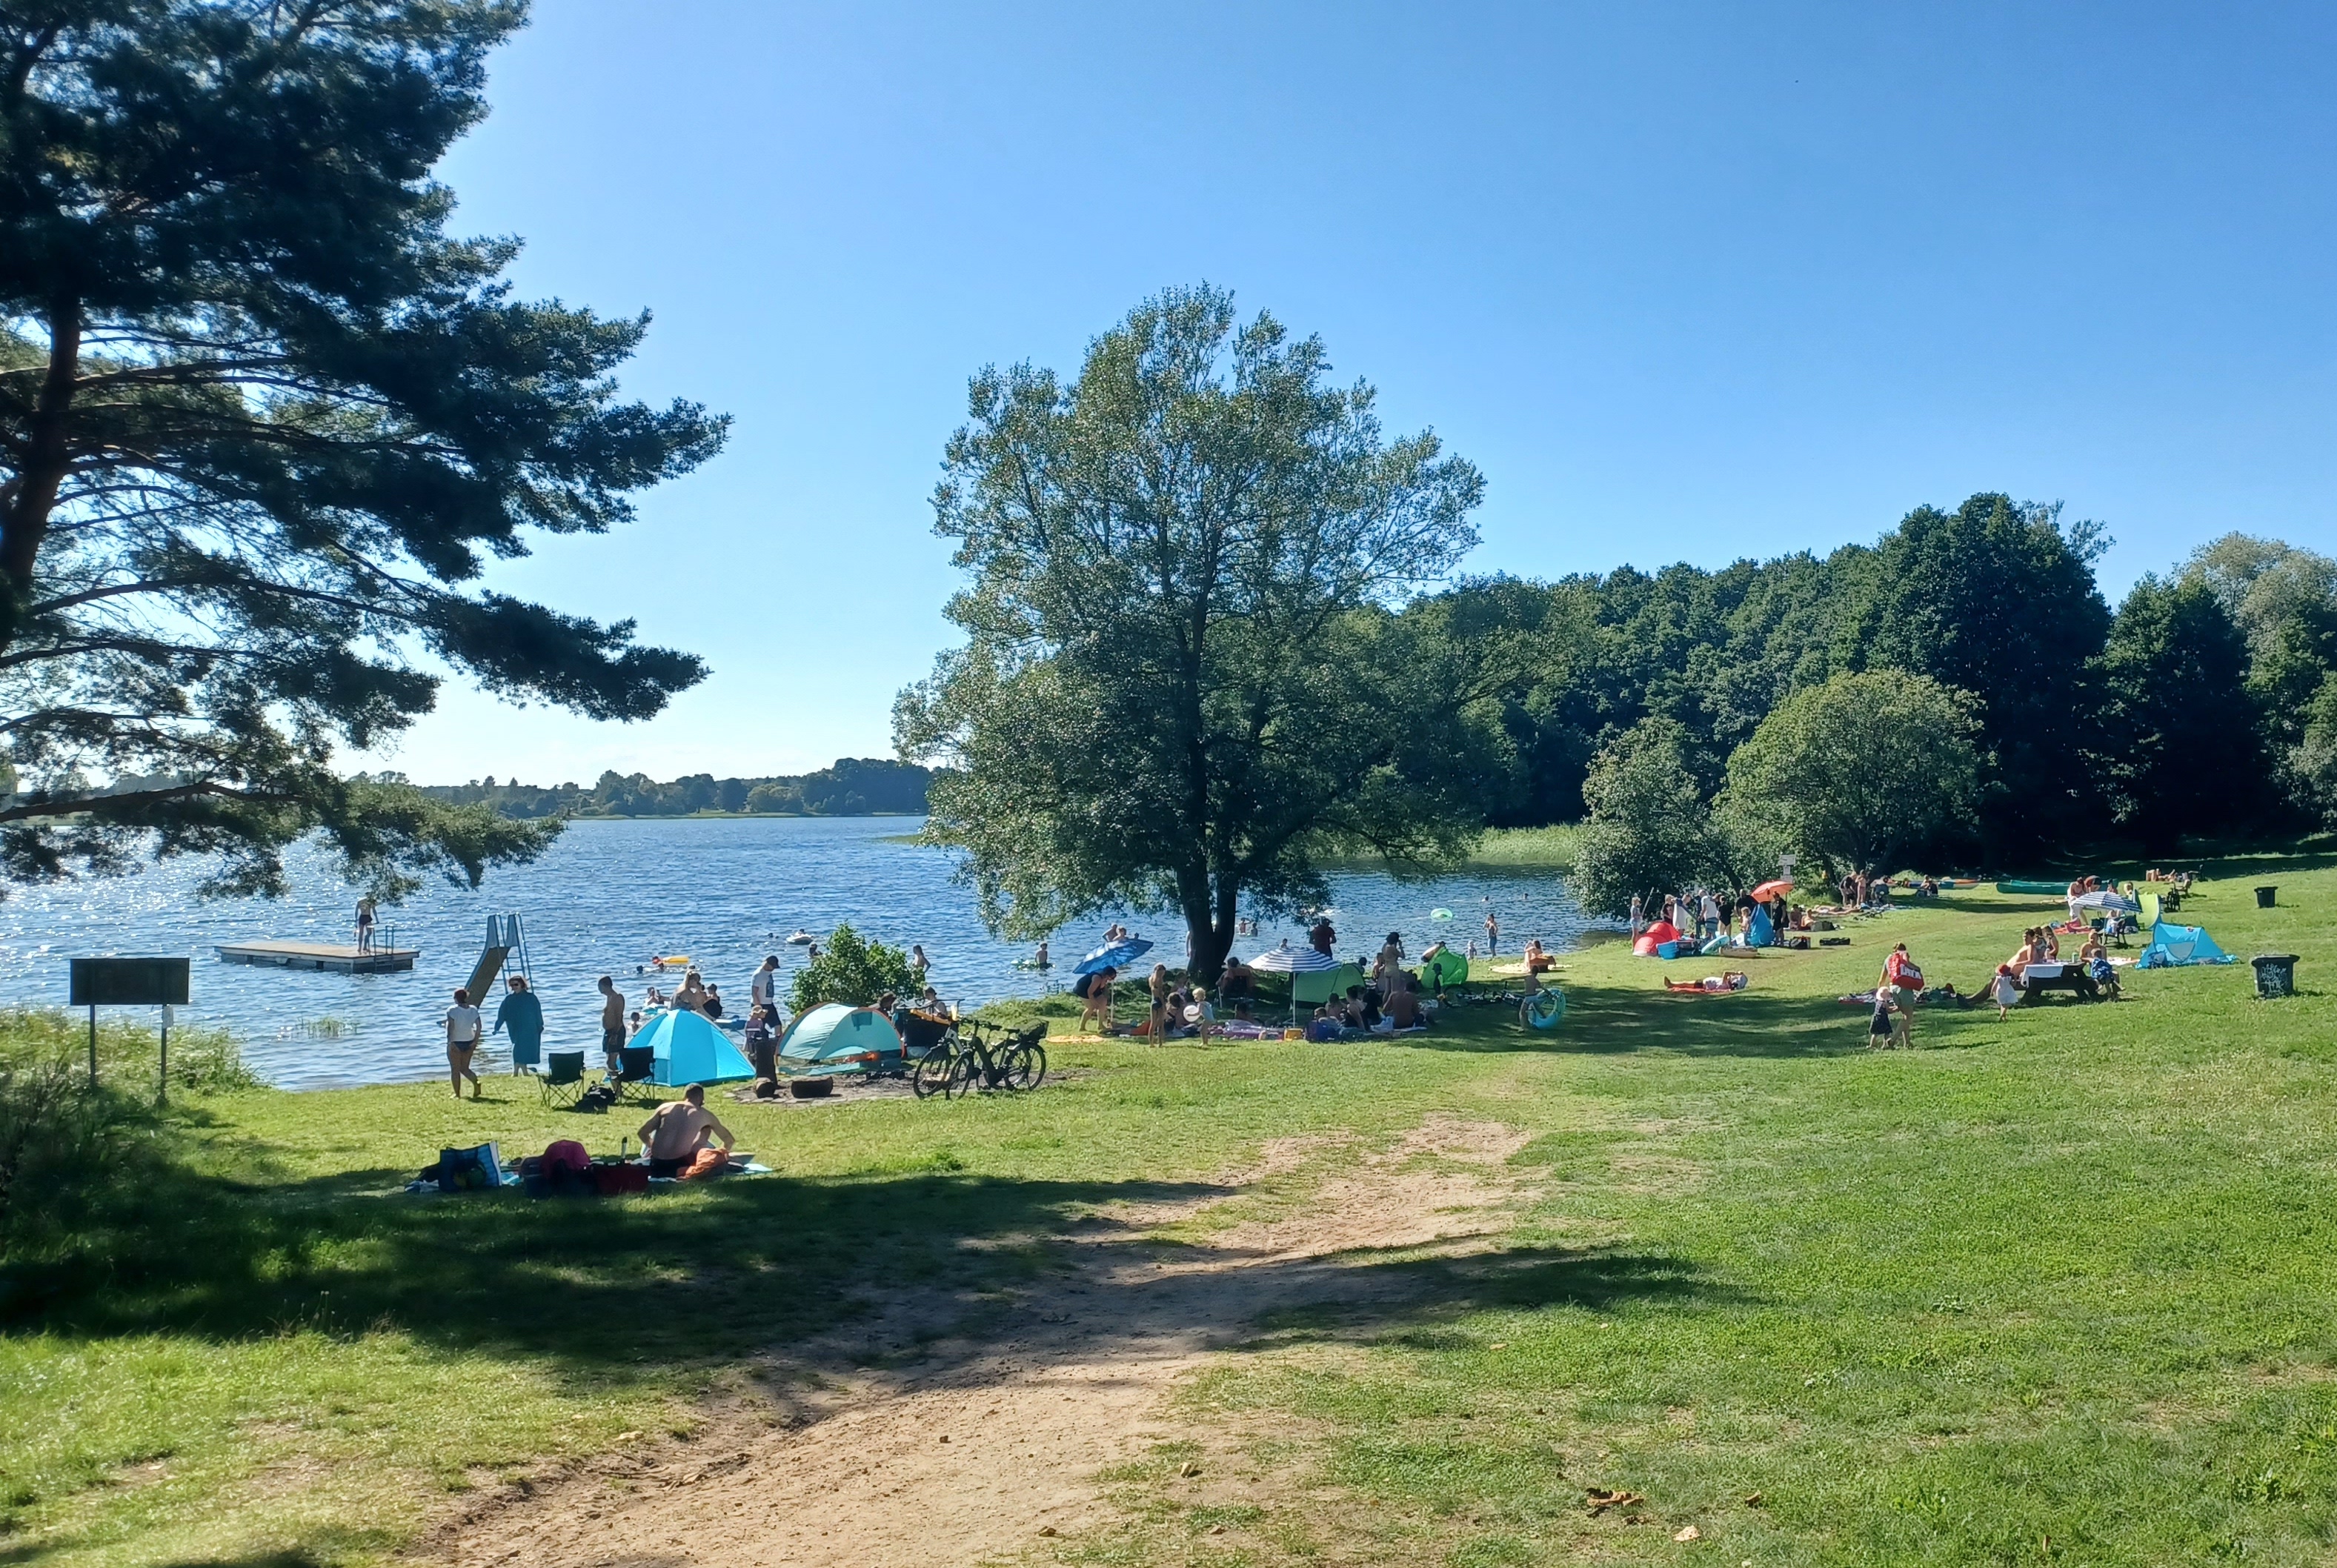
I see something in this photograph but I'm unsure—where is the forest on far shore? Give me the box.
[391,757,934,820]
[1443,498,2335,860]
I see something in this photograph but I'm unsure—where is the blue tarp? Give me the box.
[638,1007,757,1086]
[778,1003,906,1077]
[2138,922,2235,968]
[1746,906,1776,948]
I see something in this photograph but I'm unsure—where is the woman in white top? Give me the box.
[445,986,483,1100]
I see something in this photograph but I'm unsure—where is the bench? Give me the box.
[2018,963,2101,1003]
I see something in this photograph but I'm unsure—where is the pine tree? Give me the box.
[0,2,726,897]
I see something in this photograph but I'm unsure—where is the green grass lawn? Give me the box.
[4,858,2335,1565]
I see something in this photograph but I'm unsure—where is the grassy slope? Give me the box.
[2,859,2333,1565]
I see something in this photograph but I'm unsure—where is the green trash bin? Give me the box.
[2250,954,2298,998]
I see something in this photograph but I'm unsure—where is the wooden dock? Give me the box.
[216,940,419,974]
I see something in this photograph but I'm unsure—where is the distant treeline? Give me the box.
[394,757,934,819]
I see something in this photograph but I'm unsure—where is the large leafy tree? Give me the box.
[2182,534,2337,808]
[0,1,724,897]
[1718,668,1981,878]
[1569,716,1729,920]
[1864,495,2110,860]
[2094,575,2265,852]
[896,286,1504,980]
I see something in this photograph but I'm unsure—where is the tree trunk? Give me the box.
[0,294,80,650]
[1180,866,1237,985]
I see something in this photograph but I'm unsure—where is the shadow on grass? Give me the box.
[1392,990,2007,1060]
[2,1153,1730,1407]
[0,1163,1235,1373]
[1246,1243,1730,1352]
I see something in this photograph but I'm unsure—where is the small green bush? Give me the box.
[0,1011,262,1258]
[788,923,920,1012]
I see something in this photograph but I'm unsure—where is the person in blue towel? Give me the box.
[492,974,544,1073]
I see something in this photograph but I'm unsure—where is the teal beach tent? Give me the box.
[2138,923,2235,968]
[639,1008,756,1086]
[778,1003,907,1077]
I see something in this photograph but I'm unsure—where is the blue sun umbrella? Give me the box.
[1074,937,1153,975]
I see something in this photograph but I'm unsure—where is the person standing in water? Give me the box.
[1483,910,1499,955]
[492,974,543,1073]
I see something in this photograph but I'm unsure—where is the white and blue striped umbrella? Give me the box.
[1247,943,1340,974]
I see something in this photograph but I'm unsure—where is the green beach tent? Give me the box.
[1421,948,1469,991]
[1292,962,1365,1008]
[778,1003,907,1077]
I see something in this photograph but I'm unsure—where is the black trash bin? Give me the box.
[2250,954,2299,999]
[2255,885,2278,908]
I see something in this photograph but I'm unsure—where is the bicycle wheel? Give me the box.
[1002,1042,1048,1091]
[943,1049,984,1099]
[912,1047,955,1099]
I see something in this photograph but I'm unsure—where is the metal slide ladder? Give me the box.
[463,914,533,1003]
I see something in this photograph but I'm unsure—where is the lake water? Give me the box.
[0,817,1593,1089]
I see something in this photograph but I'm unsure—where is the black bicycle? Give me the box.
[913,1020,1048,1099]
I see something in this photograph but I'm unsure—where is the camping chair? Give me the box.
[538,1050,589,1109]
[611,1044,657,1103]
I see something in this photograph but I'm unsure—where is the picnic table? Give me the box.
[2018,963,2101,1003]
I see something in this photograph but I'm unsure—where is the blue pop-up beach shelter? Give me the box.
[2138,923,2235,968]
[778,1003,907,1077]
[637,1007,756,1086]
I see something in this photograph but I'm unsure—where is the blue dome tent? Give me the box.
[2138,923,2235,969]
[779,1003,907,1077]
[638,1007,757,1086]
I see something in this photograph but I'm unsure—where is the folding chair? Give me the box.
[611,1044,658,1103]
[537,1050,588,1109]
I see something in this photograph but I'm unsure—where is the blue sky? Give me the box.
[368,1,2337,786]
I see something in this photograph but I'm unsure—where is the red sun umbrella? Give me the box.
[1751,879,1794,902]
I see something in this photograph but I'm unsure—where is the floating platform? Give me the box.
[216,940,419,974]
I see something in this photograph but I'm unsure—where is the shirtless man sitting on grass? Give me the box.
[637,1085,734,1177]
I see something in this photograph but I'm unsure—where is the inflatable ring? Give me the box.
[1523,990,1566,1029]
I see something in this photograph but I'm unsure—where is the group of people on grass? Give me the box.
[1066,922,1467,1044]
[1863,907,2128,1050]
[439,953,826,1100]
[1631,886,1806,947]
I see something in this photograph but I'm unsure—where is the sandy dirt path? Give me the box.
[430,1115,1538,1568]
